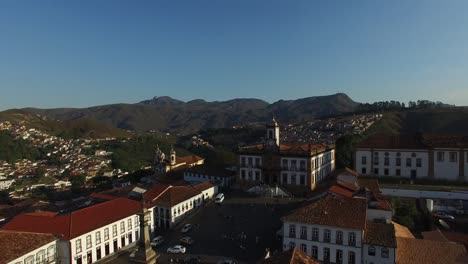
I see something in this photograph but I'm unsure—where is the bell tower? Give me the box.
[266,116,280,147]
[155,145,165,164]
[169,145,176,166]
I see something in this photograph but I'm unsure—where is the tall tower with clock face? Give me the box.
[266,117,280,148]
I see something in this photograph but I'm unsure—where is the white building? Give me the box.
[183,165,236,188]
[355,134,468,181]
[2,197,142,264]
[0,230,58,264]
[238,118,335,191]
[143,182,216,232]
[0,179,15,190]
[281,196,397,264]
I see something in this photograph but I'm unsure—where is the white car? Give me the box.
[167,245,186,254]
[215,193,225,204]
[150,236,164,247]
[181,223,193,233]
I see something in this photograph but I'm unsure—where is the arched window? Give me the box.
[368,246,376,256]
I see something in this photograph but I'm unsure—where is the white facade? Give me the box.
[283,221,362,264]
[8,240,57,264]
[0,179,15,190]
[433,149,461,181]
[363,244,396,264]
[183,171,234,187]
[69,214,140,264]
[239,155,262,181]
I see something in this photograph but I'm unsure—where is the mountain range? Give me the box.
[20,93,359,134]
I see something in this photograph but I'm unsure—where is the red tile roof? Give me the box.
[364,221,396,248]
[396,237,467,264]
[2,198,141,240]
[282,196,367,230]
[153,186,201,208]
[392,221,414,239]
[192,182,214,192]
[261,247,321,264]
[239,143,333,156]
[0,230,57,264]
[89,192,118,201]
[328,185,354,198]
[176,155,204,165]
[142,184,171,202]
[357,134,426,149]
[336,180,359,192]
[422,229,449,242]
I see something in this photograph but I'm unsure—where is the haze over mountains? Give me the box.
[22,93,358,134]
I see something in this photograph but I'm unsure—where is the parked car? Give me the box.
[433,211,455,221]
[150,236,164,247]
[215,193,225,204]
[179,237,194,245]
[181,223,193,233]
[167,245,186,254]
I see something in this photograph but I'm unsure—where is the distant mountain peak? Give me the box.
[137,96,184,106]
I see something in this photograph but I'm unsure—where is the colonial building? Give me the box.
[0,230,58,264]
[355,134,468,181]
[154,145,204,174]
[183,165,236,188]
[281,195,397,264]
[238,118,335,190]
[2,197,142,264]
[143,182,216,231]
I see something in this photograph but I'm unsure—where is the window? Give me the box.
[135,215,139,226]
[86,235,92,249]
[450,152,458,162]
[47,245,55,262]
[384,157,389,166]
[248,157,252,165]
[288,242,295,250]
[373,156,379,165]
[323,248,330,262]
[362,156,367,165]
[282,173,287,184]
[348,232,356,246]
[36,249,45,264]
[25,256,34,264]
[96,231,101,245]
[128,219,132,230]
[437,152,445,161]
[348,251,356,264]
[362,168,367,174]
[396,169,401,176]
[255,171,260,181]
[374,168,379,175]
[255,158,260,166]
[104,228,109,241]
[289,224,296,238]
[241,170,246,179]
[406,158,412,167]
[384,168,389,176]
[368,246,376,256]
[291,160,297,170]
[381,247,389,258]
[241,157,245,165]
[312,227,319,241]
[291,174,296,184]
[336,249,343,264]
[112,225,117,237]
[311,246,318,258]
[324,229,331,243]
[300,175,305,185]
[336,231,343,244]
[300,244,307,254]
[282,159,288,169]
[416,158,422,167]
[396,157,401,166]
[300,160,306,171]
[120,221,125,233]
[300,226,307,239]
[76,239,82,253]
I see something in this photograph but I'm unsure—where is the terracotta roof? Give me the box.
[89,192,118,201]
[392,221,414,239]
[328,185,354,198]
[260,247,321,264]
[176,155,204,165]
[2,198,141,240]
[336,180,359,192]
[282,196,367,230]
[142,184,171,202]
[192,182,214,192]
[357,134,426,149]
[357,179,381,193]
[422,229,449,242]
[396,237,467,264]
[364,221,396,248]
[153,186,201,208]
[239,143,333,156]
[423,134,468,148]
[0,230,57,264]
[441,232,468,251]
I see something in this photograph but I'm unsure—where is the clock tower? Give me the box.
[266,117,280,148]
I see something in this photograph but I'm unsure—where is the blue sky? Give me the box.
[1,0,468,109]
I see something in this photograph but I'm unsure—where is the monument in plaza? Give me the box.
[131,204,158,264]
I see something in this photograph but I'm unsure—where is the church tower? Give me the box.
[155,145,165,164]
[266,116,280,147]
[169,145,176,166]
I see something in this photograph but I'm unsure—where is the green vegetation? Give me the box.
[0,131,44,162]
[335,112,401,169]
[390,197,420,230]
